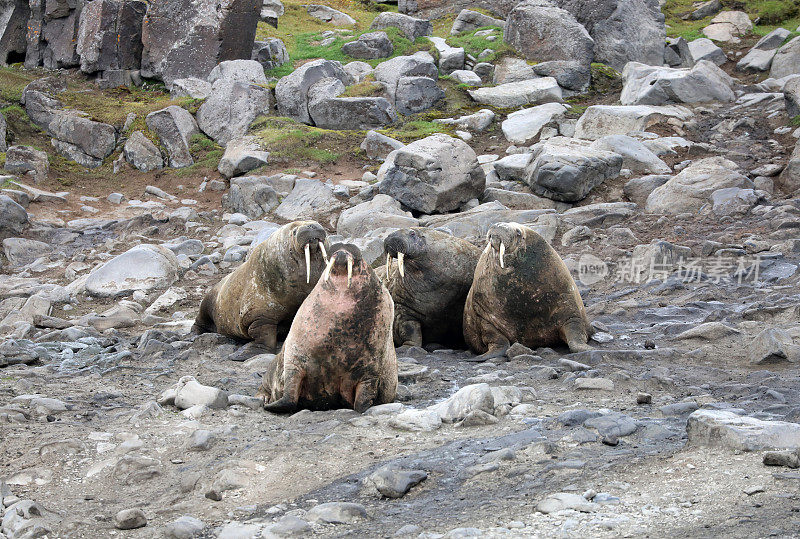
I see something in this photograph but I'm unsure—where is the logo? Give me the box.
[578,254,608,285]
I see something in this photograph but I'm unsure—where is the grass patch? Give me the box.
[379,119,453,142]
[250,116,349,165]
[791,115,800,127]
[0,67,38,103]
[447,26,511,64]
[663,0,800,40]
[340,81,384,97]
[172,134,224,177]
[58,84,194,127]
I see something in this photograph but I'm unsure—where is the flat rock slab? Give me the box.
[469,77,562,108]
[687,409,800,451]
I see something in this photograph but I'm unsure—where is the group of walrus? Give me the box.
[193,220,593,414]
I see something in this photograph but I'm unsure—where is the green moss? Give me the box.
[0,67,38,103]
[379,119,453,142]
[340,81,385,97]
[663,0,800,39]
[446,26,511,64]
[250,116,349,165]
[791,115,800,127]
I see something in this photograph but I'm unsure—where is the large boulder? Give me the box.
[208,59,267,85]
[217,136,269,178]
[336,195,418,238]
[369,12,431,41]
[770,36,800,80]
[688,38,727,66]
[222,176,279,218]
[468,77,562,108]
[25,0,83,69]
[140,0,261,84]
[645,157,753,214]
[123,130,163,172]
[275,59,350,125]
[0,0,29,64]
[305,4,355,26]
[169,77,212,99]
[620,61,735,106]
[702,10,752,43]
[145,105,199,168]
[308,83,398,131]
[590,134,670,175]
[0,195,29,238]
[274,179,345,228]
[5,145,49,182]
[501,102,567,144]
[85,244,179,298]
[47,113,117,168]
[574,104,693,140]
[687,410,800,452]
[342,31,393,60]
[450,9,504,35]
[524,136,623,202]
[552,0,666,72]
[737,28,791,73]
[784,78,800,118]
[503,1,594,66]
[377,133,485,214]
[76,0,147,74]
[373,53,442,114]
[252,38,289,69]
[399,0,518,20]
[196,80,271,146]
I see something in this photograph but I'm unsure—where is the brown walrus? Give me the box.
[381,228,481,348]
[257,244,397,413]
[463,222,593,361]
[193,221,330,352]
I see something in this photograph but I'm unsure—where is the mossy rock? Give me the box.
[590,63,622,94]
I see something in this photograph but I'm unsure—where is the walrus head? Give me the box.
[321,244,369,289]
[289,221,329,284]
[485,222,527,269]
[383,228,429,280]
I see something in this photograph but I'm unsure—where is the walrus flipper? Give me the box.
[562,318,592,353]
[464,337,510,363]
[263,365,304,414]
[353,378,379,413]
[247,319,279,353]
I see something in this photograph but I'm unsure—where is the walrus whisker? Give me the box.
[386,253,391,280]
[347,256,353,288]
[305,243,311,284]
[319,241,328,265]
[397,252,405,279]
[322,257,335,282]
[499,241,505,269]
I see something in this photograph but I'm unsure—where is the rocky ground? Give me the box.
[3,0,800,538]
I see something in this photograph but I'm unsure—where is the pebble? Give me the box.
[113,508,147,529]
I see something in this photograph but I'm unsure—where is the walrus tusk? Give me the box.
[322,257,335,282]
[499,241,505,269]
[305,243,311,283]
[386,253,391,280]
[397,252,405,279]
[319,242,328,265]
[347,256,353,288]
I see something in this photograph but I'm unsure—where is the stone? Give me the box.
[361,130,404,160]
[25,0,82,69]
[252,38,289,69]
[187,429,215,451]
[689,0,721,20]
[377,133,485,214]
[501,103,567,144]
[370,12,432,41]
[5,145,49,182]
[0,0,28,65]
[687,409,800,451]
[261,0,284,22]
[468,77,562,108]
[575,378,615,391]
[173,376,228,410]
[504,1,594,66]
[145,106,199,168]
[342,31,393,60]
[113,508,147,530]
[274,178,345,227]
[710,187,758,216]
[703,11,752,42]
[197,80,271,146]
[124,131,164,172]
[688,38,727,66]
[0,195,28,238]
[373,52,438,104]
[337,195,418,238]
[763,450,800,468]
[365,466,427,498]
[674,322,739,340]
[451,9,504,35]
[306,502,367,524]
[748,328,800,365]
[306,4,355,25]
[771,37,800,80]
[343,60,373,83]
[218,136,269,178]
[532,60,591,91]
[646,157,753,214]
[665,37,694,68]
[524,137,623,202]
[737,29,791,72]
[553,0,667,72]
[262,515,311,537]
[3,238,50,266]
[208,59,267,85]
[275,59,350,125]
[623,175,670,206]
[574,104,693,140]
[85,244,179,297]
[223,177,280,218]
[394,75,444,115]
[428,36,465,74]
[449,70,481,85]
[493,57,537,85]
[590,135,670,174]
[537,493,598,514]
[427,383,495,423]
[389,409,442,431]
[217,523,261,538]
[141,0,260,83]
[308,79,398,130]
[781,140,800,193]
[434,109,495,132]
[164,516,206,538]
[169,78,212,99]
[620,61,735,106]
[76,0,146,74]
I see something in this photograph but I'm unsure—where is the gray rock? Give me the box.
[0,195,29,238]
[208,59,267,85]
[164,516,206,538]
[172,376,228,410]
[169,78,212,99]
[451,9,504,35]
[342,31,393,59]
[344,60,373,83]
[114,508,147,530]
[5,145,49,182]
[623,175,670,206]
[25,0,82,69]
[275,59,351,125]
[763,450,800,468]
[274,178,345,227]
[702,10,753,42]
[308,78,398,130]
[689,0,721,20]
[537,492,599,514]
[429,36,465,74]
[771,36,800,80]
[737,48,777,73]
[434,109,495,132]
[665,37,694,68]
[261,0,284,21]
[501,103,567,144]
[365,466,427,498]
[370,12,432,41]
[621,61,735,106]
[252,38,289,69]
[780,140,800,193]
[0,0,28,65]
[574,104,693,140]
[420,201,555,242]
[218,136,269,178]
[377,133,485,214]
[710,187,758,216]
[361,130,404,160]
[590,134,670,174]
[140,0,260,83]
[306,502,367,524]
[306,4,355,25]
[145,106,199,168]
[753,27,792,51]
[449,69,482,85]
[47,113,116,165]
[532,60,591,91]
[187,429,215,451]
[687,409,800,451]
[76,0,146,74]
[394,75,444,114]
[3,238,51,266]
[223,176,280,218]
[524,137,623,202]
[493,57,537,85]
[688,38,727,66]
[85,244,179,297]
[373,53,438,102]
[646,157,753,214]
[504,1,594,66]
[124,131,164,172]
[748,328,800,365]
[468,77,562,108]
[262,515,311,537]
[196,80,271,146]
[427,383,495,422]
[337,195,418,238]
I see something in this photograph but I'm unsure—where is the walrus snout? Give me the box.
[487,223,524,269]
[294,222,329,284]
[322,245,365,288]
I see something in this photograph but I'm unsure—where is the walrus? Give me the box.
[381,227,481,348]
[193,221,330,352]
[463,222,593,361]
[257,244,398,413]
